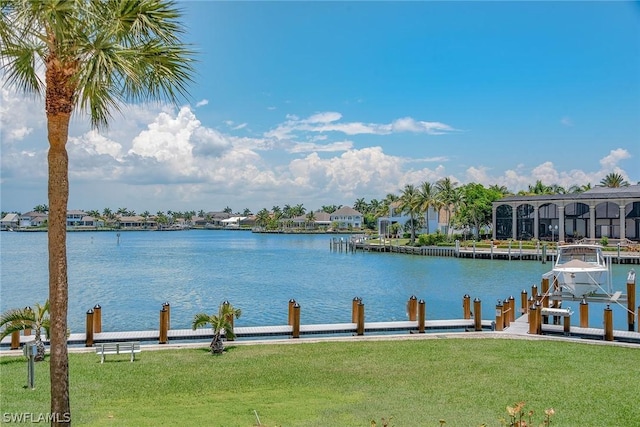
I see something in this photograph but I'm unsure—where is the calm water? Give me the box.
[0,230,634,333]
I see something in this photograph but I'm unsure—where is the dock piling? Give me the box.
[93,304,102,333]
[407,295,417,321]
[463,294,471,319]
[292,303,300,338]
[418,299,425,333]
[10,330,20,350]
[473,298,482,331]
[85,309,94,347]
[604,305,613,341]
[356,301,365,336]
[288,299,296,326]
[580,299,589,328]
[159,308,168,344]
[520,290,528,315]
[352,297,361,323]
[495,300,503,331]
[627,270,636,332]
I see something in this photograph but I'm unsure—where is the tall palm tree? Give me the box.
[398,184,421,245]
[192,303,242,354]
[305,210,316,230]
[418,181,440,235]
[435,177,459,237]
[0,1,194,421]
[599,172,630,188]
[0,301,50,361]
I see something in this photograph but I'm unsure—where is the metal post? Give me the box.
[24,343,36,389]
[93,304,102,333]
[85,309,94,347]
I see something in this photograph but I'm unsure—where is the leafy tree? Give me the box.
[599,172,630,188]
[455,183,502,239]
[353,198,368,214]
[255,208,270,228]
[0,2,194,420]
[33,204,49,213]
[223,206,233,214]
[192,303,241,354]
[305,210,316,229]
[0,301,50,361]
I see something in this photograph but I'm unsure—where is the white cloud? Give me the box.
[599,148,630,170]
[264,112,458,140]
[287,140,354,153]
[195,99,209,107]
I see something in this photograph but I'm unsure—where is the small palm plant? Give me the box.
[192,303,241,354]
[0,301,50,361]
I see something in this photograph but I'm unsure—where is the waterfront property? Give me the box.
[492,185,640,243]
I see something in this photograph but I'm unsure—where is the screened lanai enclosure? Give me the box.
[492,186,640,243]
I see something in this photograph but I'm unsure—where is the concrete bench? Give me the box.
[96,342,141,363]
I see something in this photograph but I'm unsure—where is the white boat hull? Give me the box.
[554,268,607,297]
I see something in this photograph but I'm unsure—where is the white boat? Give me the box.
[552,244,609,297]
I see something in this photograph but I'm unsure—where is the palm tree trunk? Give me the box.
[48,112,71,425]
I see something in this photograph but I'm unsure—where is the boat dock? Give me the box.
[344,240,640,264]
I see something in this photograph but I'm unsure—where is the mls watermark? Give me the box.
[2,412,71,424]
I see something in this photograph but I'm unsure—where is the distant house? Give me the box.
[204,211,232,227]
[329,206,363,229]
[287,211,332,230]
[221,216,246,228]
[377,202,440,237]
[1,213,20,230]
[19,211,48,227]
[66,210,87,227]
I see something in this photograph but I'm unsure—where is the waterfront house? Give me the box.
[492,185,640,243]
[19,211,48,227]
[66,210,87,227]
[377,202,440,237]
[330,206,363,230]
[0,213,20,230]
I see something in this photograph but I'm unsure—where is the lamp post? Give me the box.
[549,224,558,264]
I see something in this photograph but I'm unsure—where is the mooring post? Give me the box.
[163,301,171,330]
[288,299,296,326]
[473,298,482,331]
[563,312,571,335]
[418,299,425,333]
[351,297,361,323]
[408,295,418,321]
[356,301,365,336]
[159,308,168,344]
[520,290,528,315]
[508,295,515,322]
[495,300,504,331]
[504,298,512,328]
[93,304,102,333]
[10,330,20,350]
[604,305,613,341]
[85,309,94,347]
[528,303,538,335]
[580,299,589,328]
[531,284,538,303]
[222,301,234,341]
[463,294,471,319]
[24,307,32,336]
[535,300,542,334]
[292,303,300,338]
[627,270,636,332]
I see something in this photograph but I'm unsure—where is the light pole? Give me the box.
[549,224,558,264]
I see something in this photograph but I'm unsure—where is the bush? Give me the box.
[418,231,447,246]
[600,236,609,246]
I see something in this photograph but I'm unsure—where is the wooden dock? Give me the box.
[351,242,640,264]
[1,319,495,348]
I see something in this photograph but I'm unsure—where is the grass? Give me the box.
[1,338,639,426]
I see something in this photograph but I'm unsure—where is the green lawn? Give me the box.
[1,338,639,426]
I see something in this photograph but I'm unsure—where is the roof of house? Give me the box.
[331,206,362,216]
[497,185,640,203]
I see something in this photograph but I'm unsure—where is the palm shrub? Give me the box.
[192,303,242,354]
[0,301,50,361]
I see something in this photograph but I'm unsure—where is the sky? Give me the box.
[1,1,639,215]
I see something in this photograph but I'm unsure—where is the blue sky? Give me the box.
[1,1,639,214]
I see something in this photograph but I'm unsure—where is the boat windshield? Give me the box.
[556,247,601,265]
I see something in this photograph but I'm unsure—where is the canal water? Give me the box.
[0,230,634,333]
